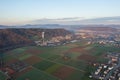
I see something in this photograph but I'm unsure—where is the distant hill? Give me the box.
[0,24,120,31]
[0,29,71,49]
[79,27,118,32]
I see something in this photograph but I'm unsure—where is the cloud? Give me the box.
[30,16,120,25]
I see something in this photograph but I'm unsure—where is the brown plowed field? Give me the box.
[53,66,75,80]
[24,56,42,65]
[25,49,41,55]
[78,54,96,62]
[6,59,19,65]
[68,46,88,54]
[15,66,33,78]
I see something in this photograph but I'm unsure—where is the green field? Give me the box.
[19,54,32,60]
[0,71,6,80]
[65,70,84,80]
[16,68,59,80]
[33,60,55,71]
[45,64,62,74]
[1,42,120,80]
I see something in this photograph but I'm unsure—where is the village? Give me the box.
[90,52,120,80]
[34,31,120,48]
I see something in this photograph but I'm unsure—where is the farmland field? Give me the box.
[0,71,6,80]
[16,68,59,80]
[1,41,120,80]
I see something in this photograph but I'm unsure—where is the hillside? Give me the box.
[0,29,71,49]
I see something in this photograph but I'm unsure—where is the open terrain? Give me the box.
[1,41,120,80]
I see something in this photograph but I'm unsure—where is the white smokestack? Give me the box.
[42,32,45,39]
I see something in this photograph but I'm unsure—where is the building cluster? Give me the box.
[87,39,120,47]
[34,30,120,47]
[35,32,73,46]
[109,67,120,80]
[91,53,120,80]
[75,29,120,47]
[1,61,28,77]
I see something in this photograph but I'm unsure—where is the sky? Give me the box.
[0,0,120,25]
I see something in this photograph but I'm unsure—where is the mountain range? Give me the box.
[30,16,120,25]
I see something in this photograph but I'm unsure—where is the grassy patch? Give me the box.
[81,65,96,80]
[65,70,83,80]
[0,71,6,80]
[19,54,32,60]
[47,55,61,61]
[16,68,59,80]
[45,64,62,74]
[4,54,16,62]
[12,48,26,54]
[33,60,55,71]
[55,57,87,70]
